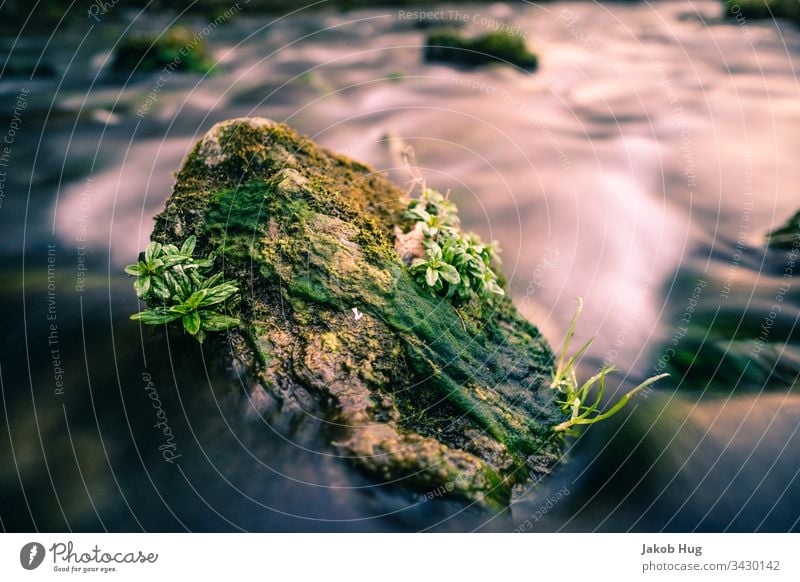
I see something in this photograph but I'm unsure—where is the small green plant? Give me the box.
[550,297,668,435]
[403,188,504,304]
[125,237,240,343]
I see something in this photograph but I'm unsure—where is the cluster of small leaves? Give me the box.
[125,237,240,343]
[550,298,668,435]
[405,188,504,304]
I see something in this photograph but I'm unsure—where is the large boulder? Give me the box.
[151,118,564,508]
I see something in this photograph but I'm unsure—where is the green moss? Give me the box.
[424,28,538,70]
[112,27,216,75]
[386,285,558,459]
[150,117,563,508]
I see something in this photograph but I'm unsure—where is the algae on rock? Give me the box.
[150,117,564,508]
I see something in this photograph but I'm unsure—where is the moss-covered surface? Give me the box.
[724,0,800,25]
[112,27,215,75]
[424,29,538,70]
[151,117,563,508]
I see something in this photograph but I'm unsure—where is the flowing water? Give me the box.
[1,1,799,531]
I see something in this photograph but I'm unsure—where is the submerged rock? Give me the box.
[768,209,800,250]
[724,0,800,26]
[151,118,563,508]
[653,215,800,392]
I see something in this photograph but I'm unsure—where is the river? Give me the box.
[0,0,798,531]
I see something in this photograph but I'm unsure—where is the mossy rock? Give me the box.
[653,264,799,392]
[724,0,800,25]
[424,28,538,70]
[150,118,563,508]
[112,26,215,75]
[768,209,800,250]
[656,327,800,391]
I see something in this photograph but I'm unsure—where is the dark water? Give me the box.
[1,1,799,531]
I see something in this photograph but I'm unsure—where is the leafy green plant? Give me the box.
[551,298,668,435]
[126,237,240,343]
[124,237,205,299]
[403,188,504,304]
